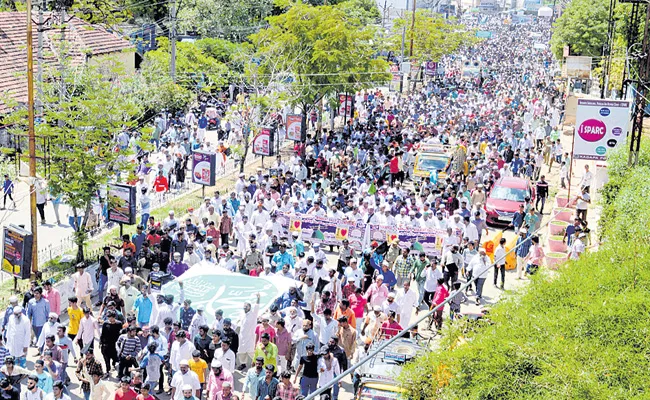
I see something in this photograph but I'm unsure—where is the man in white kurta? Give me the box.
[6,306,31,366]
[396,281,418,328]
[235,293,260,369]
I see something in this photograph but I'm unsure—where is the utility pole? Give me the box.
[628,3,650,166]
[170,0,177,82]
[600,0,616,99]
[36,0,44,113]
[399,0,407,93]
[26,0,39,274]
[56,0,67,130]
[409,0,417,58]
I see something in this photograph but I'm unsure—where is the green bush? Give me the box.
[398,243,650,399]
[599,141,650,241]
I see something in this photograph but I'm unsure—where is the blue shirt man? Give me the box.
[511,156,524,176]
[28,289,50,342]
[515,232,532,258]
[133,289,155,326]
[271,249,295,272]
[197,116,208,129]
[511,206,525,230]
[179,303,196,331]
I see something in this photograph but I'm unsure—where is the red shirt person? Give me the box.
[153,170,169,193]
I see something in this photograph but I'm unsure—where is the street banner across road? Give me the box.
[162,263,294,323]
[367,224,446,256]
[573,99,631,160]
[276,212,366,250]
[275,212,449,256]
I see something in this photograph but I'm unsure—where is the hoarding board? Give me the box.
[191,151,217,186]
[573,99,631,160]
[107,183,137,224]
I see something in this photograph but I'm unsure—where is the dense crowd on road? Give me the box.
[0,12,595,400]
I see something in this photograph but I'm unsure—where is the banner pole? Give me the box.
[568,126,576,201]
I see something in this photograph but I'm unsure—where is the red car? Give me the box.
[484,177,535,226]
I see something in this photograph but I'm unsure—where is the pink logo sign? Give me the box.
[578,119,607,142]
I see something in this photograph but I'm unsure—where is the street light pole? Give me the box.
[26,0,39,274]
[399,0,407,93]
[409,0,416,58]
[170,0,177,82]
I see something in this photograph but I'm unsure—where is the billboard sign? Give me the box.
[390,64,400,81]
[285,114,303,141]
[524,0,542,11]
[2,225,33,279]
[564,56,592,79]
[476,31,493,39]
[425,61,437,76]
[191,151,217,186]
[573,99,631,160]
[252,127,273,156]
[107,184,137,225]
[338,94,353,117]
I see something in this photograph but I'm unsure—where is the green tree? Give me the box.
[177,0,273,41]
[331,0,381,26]
[549,0,609,60]
[142,37,230,92]
[126,62,194,119]
[389,11,476,62]
[249,2,391,138]
[6,61,145,262]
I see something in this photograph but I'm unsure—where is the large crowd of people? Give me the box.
[0,12,595,400]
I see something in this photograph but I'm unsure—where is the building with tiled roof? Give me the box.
[0,12,135,112]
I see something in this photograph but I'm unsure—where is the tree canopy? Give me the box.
[389,11,476,62]
[249,2,390,114]
[142,37,231,92]
[177,0,274,41]
[6,61,146,261]
[549,0,609,60]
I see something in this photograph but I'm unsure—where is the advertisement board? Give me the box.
[252,127,273,156]
[476,31,493,39]
[107,183,137,225]
[424,61,437,76]
[479,0,496,9]
[573,99,631,160]
[564,56,592,79]
[410,63,421,79]
[524,0,542,11]
[2,225,33,279]
[338,94,353,117]
[285,114,303,141]
[390,64,400,81]
[191,151,217,186]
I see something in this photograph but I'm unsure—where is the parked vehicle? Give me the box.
[484,177,535,226]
